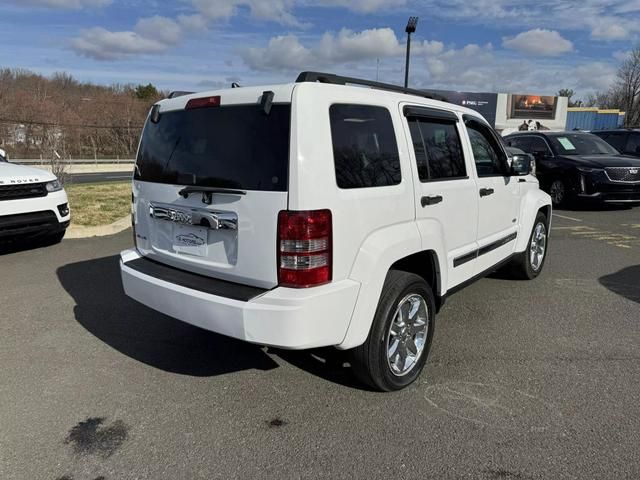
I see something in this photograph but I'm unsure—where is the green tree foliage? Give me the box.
[134,83,159,100]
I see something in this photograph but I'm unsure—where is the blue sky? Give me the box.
[0,0,637,98]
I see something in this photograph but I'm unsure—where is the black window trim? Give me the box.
[463,114,511,178]
[403,105,459,123]
[406,116,469,183]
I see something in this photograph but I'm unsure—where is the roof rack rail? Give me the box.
[168,91,194,99]
[295,71,449,103]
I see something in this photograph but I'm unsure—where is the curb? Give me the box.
[66,215,131,239]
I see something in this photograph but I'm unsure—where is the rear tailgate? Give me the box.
[132,87,292,289]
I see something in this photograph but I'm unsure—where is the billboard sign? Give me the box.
[509,94,558,120]
[425,90,499,127]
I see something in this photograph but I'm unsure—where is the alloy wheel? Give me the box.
[529,222,547,271]
[386,293,429,376]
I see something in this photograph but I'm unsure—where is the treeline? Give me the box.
[0,68,164,159]
[578,48,640,126]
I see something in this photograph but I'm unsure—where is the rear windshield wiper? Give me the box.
[179,186,247,198]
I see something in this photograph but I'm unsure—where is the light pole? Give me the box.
[404,16,419,88]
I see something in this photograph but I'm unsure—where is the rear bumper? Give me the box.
[120,249,361,349]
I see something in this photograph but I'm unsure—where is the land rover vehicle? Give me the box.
[120,72,551,391]
[0,153,70,244]
[504,131,640,207]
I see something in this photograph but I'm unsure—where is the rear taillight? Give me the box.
[278,210,332,288]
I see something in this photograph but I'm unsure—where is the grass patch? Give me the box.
[66,181,131,227]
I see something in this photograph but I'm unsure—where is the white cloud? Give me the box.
[134,16,182,46]
[591,22,629,40]
[191,0,304,26]
[20,0,110,7]
[502,29,573,56]
[313,0,408,13]
[241,28,408,71]
[415,0,637,43]
[71,28,170,60]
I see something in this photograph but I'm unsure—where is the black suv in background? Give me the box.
[504,131,640,207]
[593,129,640,157]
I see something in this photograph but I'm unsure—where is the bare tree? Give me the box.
[617,47,640,126]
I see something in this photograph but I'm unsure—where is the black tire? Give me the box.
[549,178,567,208]
[350,271,436,392]
[509,211,548,280]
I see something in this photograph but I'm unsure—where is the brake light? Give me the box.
[185,95,221,109]
[278,210,332,288]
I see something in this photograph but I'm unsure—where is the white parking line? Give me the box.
[553,213,583,222]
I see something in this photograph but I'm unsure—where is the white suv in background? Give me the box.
[0,150,70,244]
[120,72,551,391]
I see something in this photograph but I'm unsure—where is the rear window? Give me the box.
[329,104,401,189]
[134,104,291,191]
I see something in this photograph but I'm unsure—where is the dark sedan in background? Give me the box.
[593,129,640,158]
[504,131,640,207]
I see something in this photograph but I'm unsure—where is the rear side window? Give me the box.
[330,104,401,189]
[601,132,629,153]
[134,104,291,191]
[407,118,466,181]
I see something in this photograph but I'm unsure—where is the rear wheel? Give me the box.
[509,211,548,280]
[350,271,436,391]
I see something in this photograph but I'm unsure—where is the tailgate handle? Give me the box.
[149,204,238,230]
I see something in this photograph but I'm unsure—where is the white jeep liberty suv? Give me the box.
[120,72,551,391]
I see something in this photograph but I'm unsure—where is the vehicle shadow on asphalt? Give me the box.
[56,255,280,377]
[599,265,640,304]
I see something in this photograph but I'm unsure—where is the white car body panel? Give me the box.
[121,81,551,350]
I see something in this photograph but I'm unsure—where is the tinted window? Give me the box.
[506,136,531,152]
[547,133,619,156]
[134,104,290,191]
[625,133,640,154]
[529,137,552,155]
[465,119,508,176]
[600,132,628,152]
[408,118,466,181]
[330,104,401,189]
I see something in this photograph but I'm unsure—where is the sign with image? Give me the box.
[509,94,558,120]
[426,90,499,127]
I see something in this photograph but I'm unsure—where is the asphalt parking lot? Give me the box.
[1,206,639,480]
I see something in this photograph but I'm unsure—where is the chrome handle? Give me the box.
[149,203,237,230]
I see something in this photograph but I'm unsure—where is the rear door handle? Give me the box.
[479,188,495,197]
[421,195,443,207]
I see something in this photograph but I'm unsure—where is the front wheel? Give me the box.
[509,211,548,280]
[549,179,567,208]
[350,271,436,391]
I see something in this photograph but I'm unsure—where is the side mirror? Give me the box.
[532,150,549,159]
[510,154,532,176]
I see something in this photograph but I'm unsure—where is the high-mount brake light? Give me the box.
[185,96,221,110]
[278,210,332,288]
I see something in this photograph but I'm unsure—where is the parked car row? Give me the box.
[503,131,640,207]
